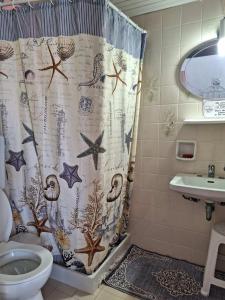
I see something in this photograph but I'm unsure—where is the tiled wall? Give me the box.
[130,0,225,268]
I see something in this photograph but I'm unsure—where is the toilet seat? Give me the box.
[0,241,53,285]
[0,190,13,242]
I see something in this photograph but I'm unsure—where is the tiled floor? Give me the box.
[42,278,139,300]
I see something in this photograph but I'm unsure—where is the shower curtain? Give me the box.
[0,0,146,273]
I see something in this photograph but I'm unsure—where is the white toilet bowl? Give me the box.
[0,241,53,300]
[0,189,53,300]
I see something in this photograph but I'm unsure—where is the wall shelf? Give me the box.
[176,140,196,161]
[183,119,225,125]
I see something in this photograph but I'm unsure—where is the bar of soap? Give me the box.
[182,154,193,158]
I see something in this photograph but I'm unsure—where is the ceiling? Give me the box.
[110,0,198,17]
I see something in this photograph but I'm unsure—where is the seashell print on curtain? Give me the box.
[0,0,146,273]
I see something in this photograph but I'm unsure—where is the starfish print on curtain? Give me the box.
[6,150,26,171]
[59,163,82,188]
[107,61,127,94]
[75,232,105,266]
[22,123,38,155]
[27,215,52,236]
[0,42,14,79]
[77,131,106,170]
[39,43,68,88]
[125,128,133,153]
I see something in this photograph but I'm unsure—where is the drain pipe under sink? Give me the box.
[205,202,215,221]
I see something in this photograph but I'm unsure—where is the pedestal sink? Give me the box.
[169,173,225,220]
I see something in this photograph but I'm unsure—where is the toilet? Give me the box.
[0,189,53,300]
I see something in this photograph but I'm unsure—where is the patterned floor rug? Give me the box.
[104,245,225,300]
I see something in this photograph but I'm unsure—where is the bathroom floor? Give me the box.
[42,278,138,300]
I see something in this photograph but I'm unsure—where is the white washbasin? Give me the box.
[170,173,225,202]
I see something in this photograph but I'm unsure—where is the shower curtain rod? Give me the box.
[0,0,146,33]
[107,1,146,33]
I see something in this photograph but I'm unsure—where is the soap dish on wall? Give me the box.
[176,140,197,161]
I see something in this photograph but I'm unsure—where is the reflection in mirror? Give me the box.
[180,38,225,100]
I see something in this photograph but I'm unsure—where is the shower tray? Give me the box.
[50,233,131,294]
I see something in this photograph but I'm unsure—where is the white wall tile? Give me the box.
[160,85,179,104]
[202,0,223,20]
[158,158,173,175]
[161,65,178,86]
[142,87,160,106]
[214,143,225,161]
[180,44,196,60]
[142,59,161,88]
[197,142,215,161]
[162,26,181,47]
[214,162,225,177]
[202,18,221,41]
[151,190,170,207]
[142,105,160,123]
[178,103,200,122]
[159,104,178,123]
[148,29,162,50]
[197,125,223,142]
[176,123,198,139]
[181,1,202,24]
[158,141,176,158]
[141,123,159,140]
[181,22,202,47]
[143,11,162,31]
[141,157,158,173]
[141,140,158,157]
[162,6,181,28]
[158,123,179,141]
[161,46,180,68]
[179,89,199,104]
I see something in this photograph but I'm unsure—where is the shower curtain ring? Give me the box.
[27,0,34,8]
[49,0,54,5]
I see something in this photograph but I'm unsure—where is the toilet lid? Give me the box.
[0,189,12,242]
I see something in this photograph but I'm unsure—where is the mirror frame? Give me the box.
[179,38,225,100]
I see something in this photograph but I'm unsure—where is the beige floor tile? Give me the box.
[96,289,138,300]
[48,279,78,296]
[72,295,95,300]
[45,288,74,300]
[43,279,138,300]
[100,285,138,300]
[42,279,56,298]
[96,290,122,300]
[73,286,102,300]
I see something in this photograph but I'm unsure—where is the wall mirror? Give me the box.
[180,38,225,100]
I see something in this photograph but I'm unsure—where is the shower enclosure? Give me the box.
[0,0,146,282]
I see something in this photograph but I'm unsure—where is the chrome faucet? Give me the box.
[208,164,215,178]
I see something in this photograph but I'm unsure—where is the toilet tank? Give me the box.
[0,189,12,242]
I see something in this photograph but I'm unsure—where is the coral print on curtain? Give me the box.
[0,0,146,273]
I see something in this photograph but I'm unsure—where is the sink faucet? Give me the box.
[208,164,215,178]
